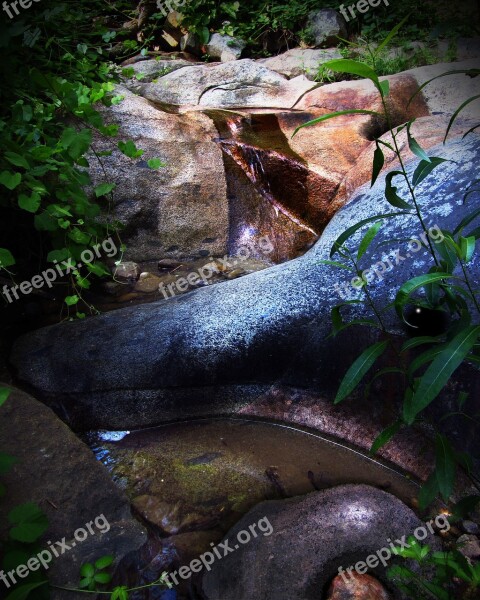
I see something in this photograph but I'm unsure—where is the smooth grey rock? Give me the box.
[258,47,342,80]
[206,33,245,62]
[10,136,480,432]
[306,8,348,48]
[202,484,432,600]
[0,385,146,599]
[139,59,316,108]
[126,58,193,82]
[180,31,201,55]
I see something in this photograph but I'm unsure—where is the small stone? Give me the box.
[462,520,480,535]
[306,9,348,48]
[158,258,182,271]
[458,534,480,559]
[112,261,140,283]
[134,273,162,293]
[180,32,201,56]
[226,268,246,280]
[327,572,391,600]
[206,33,245,62]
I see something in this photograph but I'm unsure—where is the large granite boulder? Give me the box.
[257,48,342,80]
[10,135,480,433]
[0,385,146,599]
[202,484,436,600]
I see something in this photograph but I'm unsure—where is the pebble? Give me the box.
[457,534,480,559]
[326,572,391,599]
[113,261,140,282]
[226,268,246,280]
[134,273,162,294]
[462,520,480,535]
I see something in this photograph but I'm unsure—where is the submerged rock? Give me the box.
[327,572,391,600]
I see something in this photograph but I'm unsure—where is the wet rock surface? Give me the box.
[202,484,430,600]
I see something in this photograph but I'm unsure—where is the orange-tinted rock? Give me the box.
[327,573,391,600]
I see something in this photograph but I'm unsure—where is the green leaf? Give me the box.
[65,295,79,307]
[8,503,49,543]
[357,221,383,261]
[330,212,408,258]
[94,573,112,584]
[47,249,70,263]
[80,563,95,578]
[111,587,129,600]
[458,235,476,262]
[60,128,92,161]
[444,94,480,142]
[407,122,430,163]
[198,26,210,45]
[0,171,22,190]
[401,336,440,352]
[292,109,382,137]
[95,555,114,570]
[18,192,41,213]
[379,79,390,97]
[395,273,456,321]
[322,58,382,93]
[435,434,456,501]
[5,581,48,600]
[94,183,116,197]
[0,453,17,474]
[317,259,352,271]
[371,145,385,187]
[118,140,144,158]
[385,171,413,209]
[5,152,30,169]
[404,325,480,423]
[412,157,449,187]
[0,248,16,268]
[370,421,402,455]
[147,158,165,169]
[0,386,11,407]
[375,14,411,55]
[418,471,440,510]
[335,340,389,404]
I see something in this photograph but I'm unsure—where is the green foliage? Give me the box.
[79,556,113,590]
[0,0,163,314]
[295,32,480,599]
[388,539,480,599]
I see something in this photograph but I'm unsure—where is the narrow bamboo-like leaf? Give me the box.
[407,122,431,162]
[370,421,402,455]
[418,471,440,510]
[435,434,456,501]
[408,69,480,107]
[459,235,476,262]
[453,206,480,234]
[375,14,411,55]
[292,109,382,137]
[5,582,48,600]
[404,325,480,423]
[330,212,408,258]
[401,336,441,352]
[412,157,449,187]
[322,58,381,90]
[385,171,414,209]
[335,340,389,404]
[0,387,11,407]
[395,273,456,320]
[379,79,390,97]
[317,260,352,271]
[408,346,443,378]
[371,145,384,187]
[357,221,383,261]
[444,94,480,142]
